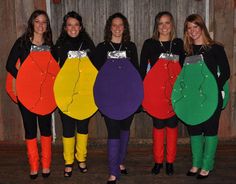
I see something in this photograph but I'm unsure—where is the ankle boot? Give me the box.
[41,136,52,178]
[151,163,163,175]
[166,162,174,175]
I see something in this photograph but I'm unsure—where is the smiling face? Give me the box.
[65,17,81,38]
[158,15,172,40]
[33,14,47,35]
[186,22,203,44]
[111,17,124,40]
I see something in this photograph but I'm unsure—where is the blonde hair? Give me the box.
[183,14,215,55]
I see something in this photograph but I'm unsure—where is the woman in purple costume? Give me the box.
[94,13,140,184]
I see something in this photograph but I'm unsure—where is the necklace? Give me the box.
[159,40,172,54]
[193,45,204,55]
[110,42,122,51]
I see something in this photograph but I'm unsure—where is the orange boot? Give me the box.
[25,138,39,179]
[41,136,52,177]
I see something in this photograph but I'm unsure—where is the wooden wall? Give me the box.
[0,0,235,142]
[50,0,208,142]
[0,0,46,141]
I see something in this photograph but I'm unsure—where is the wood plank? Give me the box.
[1,0,236,141]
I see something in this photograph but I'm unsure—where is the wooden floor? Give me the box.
[0,141,236,184]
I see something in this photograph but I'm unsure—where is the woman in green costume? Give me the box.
[183,14,230,179]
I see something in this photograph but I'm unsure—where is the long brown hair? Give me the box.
[184,14,215,55]
[104,12,130,43]
[152,11,176,41]
[23,9,53,46]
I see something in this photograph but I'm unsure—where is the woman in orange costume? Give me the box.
[140,11,185,175]
[6,10,53,179]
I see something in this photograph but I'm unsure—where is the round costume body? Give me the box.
[16,47,60,115]
[54,51,98,120]
[94,58,143,120]
[143,54,181,119]
[6,59,20,103]
[172,55,218,125]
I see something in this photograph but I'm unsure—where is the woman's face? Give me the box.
[65,17,81,38]
[158,15,172,38]
[33,14,47,35]
[186,22,203,44]
[111,17,124,39]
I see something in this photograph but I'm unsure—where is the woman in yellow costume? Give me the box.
[52,11,96,177]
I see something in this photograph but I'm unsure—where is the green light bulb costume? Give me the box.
[172,54,222,171]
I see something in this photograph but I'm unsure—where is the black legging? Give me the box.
[186,93,223,136]
[152,115,178,129]
[104,115,133,139]
[18,102,52,139]
[59,110,89,137]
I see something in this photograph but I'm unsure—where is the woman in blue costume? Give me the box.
[94,13,140,184]
[52,11,96,177]
[140,11,185,176]
[182,14,230,179]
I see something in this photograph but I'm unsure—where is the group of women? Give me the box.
[6,8,230,184]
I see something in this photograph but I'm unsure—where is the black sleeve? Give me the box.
[84,39,96,68]
[215,45,230,89]
[140,40,150,80]
[177,39,186,67]
[51,44,59,62]
[6,38,22,78]
[94,43,107,70]
[129,42,139,71]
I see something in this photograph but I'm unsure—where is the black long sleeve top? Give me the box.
[192,44,230,91]
[6,37,39,78]
[94,41,139,71]
[140,38,185,80]
[52,34,95,68]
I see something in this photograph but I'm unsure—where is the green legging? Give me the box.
[190,135,218,171]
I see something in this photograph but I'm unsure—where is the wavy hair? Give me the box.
[152,11,176,41]
[184,14,215,55]
[104,12,130,43]
[23,9,53,46]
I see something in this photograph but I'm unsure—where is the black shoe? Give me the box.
[42,172,51,178]
[64,164,73,177]
[78,162,88,173]
[197,173,209,179]
[186,170,198,176]
[120,168,128,175]
[107,179,116,184]
[30,173,38,180]
[166,163,174,176]
[151,163,163,175]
